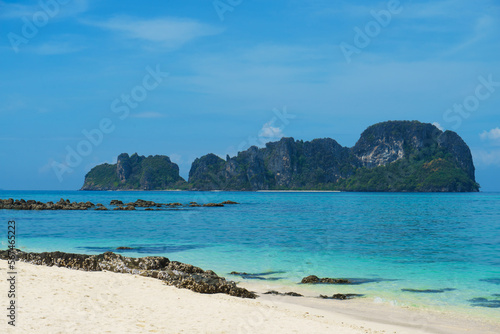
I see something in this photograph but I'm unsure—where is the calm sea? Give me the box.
[1,191,499,318]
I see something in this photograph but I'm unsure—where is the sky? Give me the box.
[0,0,499,191]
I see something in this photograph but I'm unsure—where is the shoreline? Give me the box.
[1,260,499,333]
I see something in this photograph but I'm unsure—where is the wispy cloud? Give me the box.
[84,16,223,48]
[131,111,165,119]
[0,0,89,20]
[473,149,500,167]
[31,42,85,55]
[480,127,500,141]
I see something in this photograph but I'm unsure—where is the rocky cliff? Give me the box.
[81,153,186,190]
[81,121,479,192]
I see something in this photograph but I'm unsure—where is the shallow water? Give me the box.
[1,191,499,318]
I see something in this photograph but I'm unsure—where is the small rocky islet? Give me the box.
[0,198,239,211]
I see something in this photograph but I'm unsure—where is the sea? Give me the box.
[1,190,499,320]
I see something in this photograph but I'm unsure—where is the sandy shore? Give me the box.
[1,260,498,334]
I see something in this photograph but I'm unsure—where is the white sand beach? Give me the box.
[1,260,498,334]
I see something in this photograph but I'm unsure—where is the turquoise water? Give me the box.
[1,191,499,317]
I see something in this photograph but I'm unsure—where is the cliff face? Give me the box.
[340,121,478,192]
[81,153,186,190]
[81,121,479,192]
[188,138,359,190]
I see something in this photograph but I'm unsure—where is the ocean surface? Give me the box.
[1,191,499,319]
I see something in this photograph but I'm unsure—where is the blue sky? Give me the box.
[1,0,499,191]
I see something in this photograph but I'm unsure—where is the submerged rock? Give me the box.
[401,288,456,293]
[301,275,350,284]
[468,297,500,308]
[320,293,362,300]
[0,249,256,299]
[264,290,303,297]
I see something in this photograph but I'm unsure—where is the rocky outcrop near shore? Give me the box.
[301,275,350,284]
[0,250,256,299]
[0,198,238,211]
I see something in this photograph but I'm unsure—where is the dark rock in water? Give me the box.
[203,203,224,207]
[230,271,285,281]
[469,297,500,308]
[116,247,134,250]
[301,275,350,284]
[0,249,256,299]
[401,288,456,293]
[110,200,124,205]
[264,290,303,297]
[221,200,239,204]
[95,207,108,211]
[320,293,362,300]
[480,278,500,285]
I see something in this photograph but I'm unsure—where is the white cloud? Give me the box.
[432,122,444,131]
[259,121,284,139]
[473,149,500,167]
[84,16,223,48]
[131,112,165,119]
[480,128,500,141]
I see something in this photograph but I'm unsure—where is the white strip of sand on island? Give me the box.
[1,260,498,334]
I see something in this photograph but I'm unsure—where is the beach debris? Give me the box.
[0,249,257,299]
[264,290,303,297]
[301,275,350,284]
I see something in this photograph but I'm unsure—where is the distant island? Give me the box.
[81,121,479,192]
